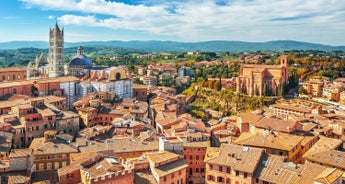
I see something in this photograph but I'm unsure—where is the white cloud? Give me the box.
[48,15,55,20]
[20,0,345,45]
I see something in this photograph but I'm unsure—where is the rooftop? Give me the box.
[155,158,188,177]
[206,143,264,173]
[234,131,304,151]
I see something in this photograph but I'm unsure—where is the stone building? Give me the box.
[48,22,64,78]
[236,55,289,96]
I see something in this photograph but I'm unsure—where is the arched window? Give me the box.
[116,72,121,80]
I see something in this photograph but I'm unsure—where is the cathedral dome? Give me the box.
[68,55,93,67]
[68,46,93,67]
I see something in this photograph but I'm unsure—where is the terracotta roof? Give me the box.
[253,154,330,184]
[147,151,180,164]
[84,158,125,179]
[36,108,55,117]
[234,131,304,151]
[238,112,263,125]
[79,137,159,154]
[133,84,148,89]
[134,172,158,184]
[0,67,26,72]
[314,168,343,184]
[30,138,78,155]
[206,143,264,173]
[271,104,311,113]
[183,139,210,148]
[0,80,33,88]
[154,158,188,177]
[304,137,342,156]
[9,148,32,158]
[242,64,283,69]
[36,76,79,83]
[304,149,345,170]
[255,117,297,133]
[303,137,345,169]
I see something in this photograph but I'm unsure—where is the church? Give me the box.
[236,55,289,96]
[26,22,133,109]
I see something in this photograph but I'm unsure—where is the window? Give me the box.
[44,124,48,129]
[226,167,231,173]
[279,151,284,156]
[208,175,215,181]
[219,166,223,172]
[13,75,15,80]
[39,163,44,171]
[164,176,167,182]
[256,178,259,183]
[196,168,199,173]
[54,162,59,169]
[272,149,276,154]
[62,162,67,167]
[190,155,192,160]
[244,172,248,178]
[217,177,223,183]
[196,155,199,160]
[36,126,39,130]
[47,163,52,170]
[209,164,213,170]
[224,178,230,184]
[172,173,174,178]
[200,168,205,173]
[236,170,239,176]
[68,173,74,179]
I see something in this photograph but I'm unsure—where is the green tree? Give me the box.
[263,83,267,96]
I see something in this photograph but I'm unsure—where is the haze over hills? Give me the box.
[0,40,344,52]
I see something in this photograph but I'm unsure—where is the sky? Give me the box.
[0,0,344,45]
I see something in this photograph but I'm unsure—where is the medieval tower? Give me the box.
[48,22,64,78]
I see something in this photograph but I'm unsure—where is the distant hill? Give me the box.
[0,40,344,52]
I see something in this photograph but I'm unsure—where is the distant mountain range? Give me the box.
[0,40,344,52]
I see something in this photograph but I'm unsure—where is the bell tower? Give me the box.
[48,22,64,78]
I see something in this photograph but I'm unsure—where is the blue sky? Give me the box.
[0,0,344,45]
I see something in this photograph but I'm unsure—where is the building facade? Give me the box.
[236,55,289,96]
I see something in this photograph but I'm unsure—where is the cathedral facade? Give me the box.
[236,55,289,96]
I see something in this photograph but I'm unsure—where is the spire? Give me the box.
[54,18,60,32]
[78,42,84,55]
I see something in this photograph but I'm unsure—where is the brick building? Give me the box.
[133,84,148,102]
[0,67,27,82]
[236,55,289,96]
[234,131,304,164]
[0,95,79,148]
[146,151,188,184]
[30,131,78,172]
[183,132,210,184]
[205,144,264,184]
